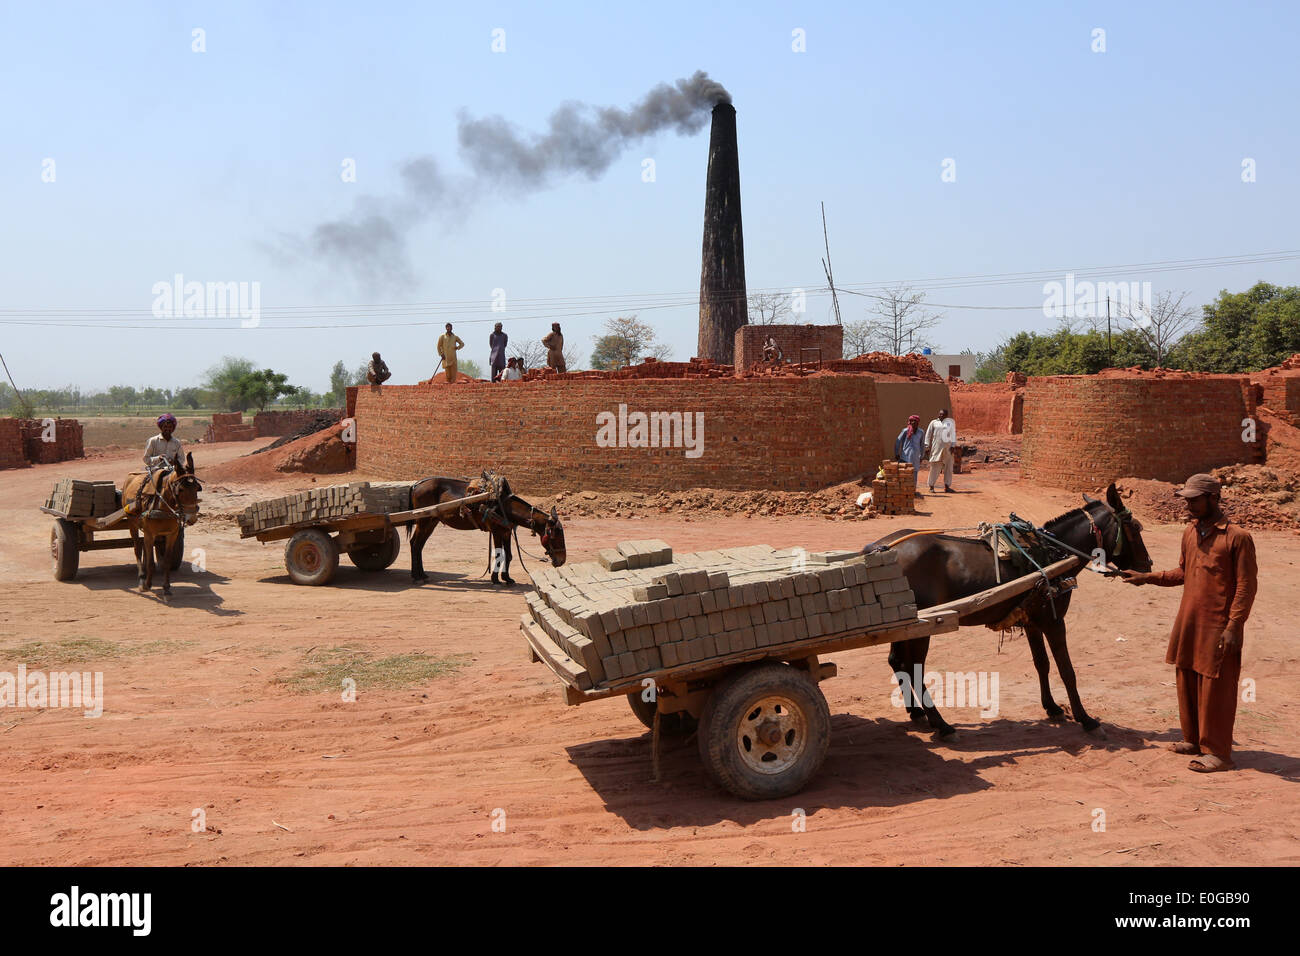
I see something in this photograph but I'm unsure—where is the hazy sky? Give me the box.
[2,0,1297,392]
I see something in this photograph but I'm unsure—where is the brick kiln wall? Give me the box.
[355,377,886,493]
[253,408,344,437]
[1021,375,1257,489]
[733,324,843,371]
[949,383,1024,435]
[1252,370,1300,426]
[0,418,29,470]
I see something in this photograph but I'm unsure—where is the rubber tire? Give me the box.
[284,528,340,586]
[51,519,80,581]
[627,691,699,737]
[154,527,186,572]
[347,530,401,572]
[697,663,831,801]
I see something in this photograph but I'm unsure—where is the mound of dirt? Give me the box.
[543,478,882,522]
[1115,471,1300,532]
[203,424,355,483]
[252,411,341,455]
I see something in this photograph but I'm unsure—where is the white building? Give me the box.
[923,353,977,382]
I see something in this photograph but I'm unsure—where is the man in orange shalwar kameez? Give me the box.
[1120,473,1257,772]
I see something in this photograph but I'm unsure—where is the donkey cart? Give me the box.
[42,489,185,582]
[240,486,503,586]
[524,545,1078,801]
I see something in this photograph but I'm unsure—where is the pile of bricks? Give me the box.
[0,419,28,470]
[237,481,412,534]
[521,539,918,690]
[253,407,343,437]
[205,412,257,443]
[45,478,118,518]
[871,461,916,514]
[21,419,85,464]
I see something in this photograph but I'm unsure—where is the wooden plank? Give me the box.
[385,490,498,524]
[520,617,593,692]
[922,558,1081,618]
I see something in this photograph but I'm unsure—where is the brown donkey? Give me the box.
[122,453,202,595]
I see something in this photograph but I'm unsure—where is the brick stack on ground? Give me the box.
[521,539,918,691]
[872,462,916,514]
[237,481,413,534]
[205,412,257,443]
[45,478,118,518]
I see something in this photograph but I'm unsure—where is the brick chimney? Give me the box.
[697,102,747,364]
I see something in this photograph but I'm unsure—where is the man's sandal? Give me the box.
[1189,755,1235,773]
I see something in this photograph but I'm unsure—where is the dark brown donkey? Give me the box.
[121,453,202,595]
[864,483,1152,737]
[407,475,566,585]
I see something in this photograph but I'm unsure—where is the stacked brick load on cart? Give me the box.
[237,481,412,534]
[46,478,118,518]
[872,461,916,514]
[205,412,257,443]
[522,539,918,691]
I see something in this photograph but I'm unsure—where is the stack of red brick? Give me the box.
[1251,353,1300,427]
[204,411,256,442]
[0,417,85,470]
[872,461,916,514]
[949,381,1025,434]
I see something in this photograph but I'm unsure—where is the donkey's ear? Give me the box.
[1082,492,1098,504]
[186,452,195,473]
[1105,482,1123,510]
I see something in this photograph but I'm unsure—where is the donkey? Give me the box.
[865,483,1152,737]
[122,452,202,595]
[407,475,566,585]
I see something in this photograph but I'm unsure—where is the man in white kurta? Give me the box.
[143,414,184,473]
[923,408,956,493]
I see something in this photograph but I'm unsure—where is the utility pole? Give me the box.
[821,202,842,325]
[1106,295,1112,365]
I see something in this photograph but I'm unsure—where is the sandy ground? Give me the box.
[1,443,1296,866]
[77,415,213,448]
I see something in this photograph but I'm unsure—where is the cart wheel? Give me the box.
[284,528,339,586]
[51,519,80,582]
[170,526,186,571]
[627,691,698,737]
[697,663,831,801]
[347,530,401,572]
[155,527,186,572]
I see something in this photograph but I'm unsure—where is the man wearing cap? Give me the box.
[143,414,184,473]
[923,408,956,493]
[1120,473,1257,773]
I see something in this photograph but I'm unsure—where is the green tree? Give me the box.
[1170,282,1300,372]
[589,316,671,370]
[232,369,298,411]
[203,356,258,410]
[458,358,484,379]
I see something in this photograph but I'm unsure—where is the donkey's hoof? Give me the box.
[935,724,958,739]
[1083,719,1106,738]
[501,577,515,587]
[908,710,929,724]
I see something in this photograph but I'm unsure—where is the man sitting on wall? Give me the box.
[367,352,391,385]
[502,356,523,381]
[762,336,783,363]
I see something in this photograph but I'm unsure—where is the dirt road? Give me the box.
[1,444,1296,865]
